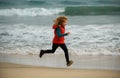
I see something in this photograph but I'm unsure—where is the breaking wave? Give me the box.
[0,8,64,16]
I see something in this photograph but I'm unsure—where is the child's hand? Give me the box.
[67,32,70,35]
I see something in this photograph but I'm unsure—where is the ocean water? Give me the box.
[0,0,120,55]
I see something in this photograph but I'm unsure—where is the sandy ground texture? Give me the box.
[0,54,120,70]
[0,62,120,78]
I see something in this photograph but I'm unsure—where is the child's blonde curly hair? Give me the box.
[54,16,68,26]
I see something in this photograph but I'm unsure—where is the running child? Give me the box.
[39,16,73,66]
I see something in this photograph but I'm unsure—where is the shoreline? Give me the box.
[0,62,120,78]
[0,53,120,70]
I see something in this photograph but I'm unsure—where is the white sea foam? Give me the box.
[0,24,120,55]
[0,8,65,16]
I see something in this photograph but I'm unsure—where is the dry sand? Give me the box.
[0,62,120,78]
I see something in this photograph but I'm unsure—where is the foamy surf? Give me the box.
[0,24,120,56]
[0,6,120,17]
[0,8,65,16]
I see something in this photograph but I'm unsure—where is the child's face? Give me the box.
[62,20,67,26]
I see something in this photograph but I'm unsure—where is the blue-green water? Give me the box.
[0,0,120,55]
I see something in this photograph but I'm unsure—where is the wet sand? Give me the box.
[0,53,120,70]
[0,62,120,78]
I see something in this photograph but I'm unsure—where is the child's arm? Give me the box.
[56,28,68,37]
